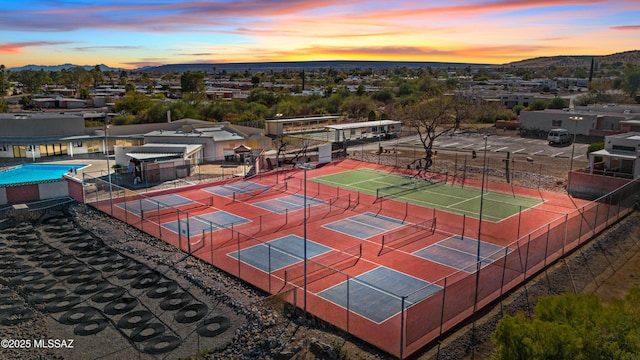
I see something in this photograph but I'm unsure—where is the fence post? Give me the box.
[499,247,508,313]
[400,296,406,360]
[346,276,350,333]
[543,223,550,267]
[578,207,584,246]
[461,214,466,240]
[237,231,241,277]
[523,234,531,280]
[177,210,182,251]
[268,244,272,292]
[437,277,448,359]
[187,212,191,254]
[593,203,599,236]
[210,222,214,265]
[562,214,568,257]
[517,206,522,240]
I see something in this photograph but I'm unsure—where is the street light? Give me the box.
[297,161,316,314]
[568,115,583,172]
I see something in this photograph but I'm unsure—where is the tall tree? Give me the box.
[180,71,206,94]
[0,64,5,97]
[622,65,640,101]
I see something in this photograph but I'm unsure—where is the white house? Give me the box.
[589,132,640,179]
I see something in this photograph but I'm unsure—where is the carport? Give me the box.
[589,149,637,179]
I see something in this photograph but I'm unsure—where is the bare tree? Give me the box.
[399,93,477,173]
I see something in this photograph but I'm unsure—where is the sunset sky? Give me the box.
[1,0,639,70]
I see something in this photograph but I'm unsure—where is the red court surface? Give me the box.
[86,159,636,358]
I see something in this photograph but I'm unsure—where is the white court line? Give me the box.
[344,216,394,232]
[440,142,459,148]
[512,148,526,154]
[492,146,508,152]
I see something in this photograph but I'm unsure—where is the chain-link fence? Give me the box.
[81,165,639,358]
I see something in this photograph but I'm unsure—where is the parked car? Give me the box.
[547,128,571,145]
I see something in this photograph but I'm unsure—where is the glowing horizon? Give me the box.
[1,0,639,70]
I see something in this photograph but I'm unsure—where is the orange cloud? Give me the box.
[0,41,71,54]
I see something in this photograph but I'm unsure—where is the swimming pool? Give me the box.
[0,164,89,186]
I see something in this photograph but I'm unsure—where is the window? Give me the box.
[13,145,26,158]
[552,120,563,127]
[612,145,635,152]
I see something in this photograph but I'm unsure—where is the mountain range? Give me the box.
[7,50,640,73]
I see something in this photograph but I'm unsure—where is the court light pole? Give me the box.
[477,134,489,272]
[568,115,583,172]
[472,134,489,353]
[378,116,382,164]
[104,114,113,214]
[297,161,316,314]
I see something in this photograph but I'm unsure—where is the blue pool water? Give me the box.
[0,164,89,186]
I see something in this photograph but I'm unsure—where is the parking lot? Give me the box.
[395,132,590,160]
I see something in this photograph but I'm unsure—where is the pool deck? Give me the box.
[39,158,111,183]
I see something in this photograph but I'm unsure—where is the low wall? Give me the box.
[568,170,633,200]
[65,176,85,203]
[0,179,74,205]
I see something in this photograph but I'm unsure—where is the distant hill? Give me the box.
[137,60,492,73]
[7,51,639,73]
[7,63,125,72]
[503,50,640,68]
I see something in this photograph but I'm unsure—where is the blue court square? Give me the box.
[318,267,441,323]
[322,212,405,239]
[117,194,193,214]
[228,235,332,272]
[202,181,269,197]
[413,235,511,273]
[253,194,324,214]
[161,211,249,237]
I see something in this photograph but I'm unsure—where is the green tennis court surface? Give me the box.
[311,168,542,222]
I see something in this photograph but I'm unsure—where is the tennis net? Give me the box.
[375,176,436,201]
[379,217,436,255]
[284,243,362,286]
[141,201,210,221]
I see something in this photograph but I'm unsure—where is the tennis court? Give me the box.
[413,235,512,273]
[228,235,332,272]
[252,193,325,213]
[202,181,270,197]
[318,266,442,323]
[85,158,623,359]
[311,168,543,222]
[161,210,250,237]
[323,212,406,239]
[115,193,194,214]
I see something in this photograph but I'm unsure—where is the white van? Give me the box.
[547,129,572,145]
